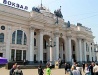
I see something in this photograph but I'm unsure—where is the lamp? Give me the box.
[46,37,56,65]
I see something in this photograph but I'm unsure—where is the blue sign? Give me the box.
[3,0,28,10]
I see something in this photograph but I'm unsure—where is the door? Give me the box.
[0,53,3,57]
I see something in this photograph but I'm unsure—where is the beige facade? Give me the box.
[0,4,96,63]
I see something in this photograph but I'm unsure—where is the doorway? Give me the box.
[0,53,3,57]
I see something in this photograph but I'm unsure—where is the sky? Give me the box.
[0,0,98,43]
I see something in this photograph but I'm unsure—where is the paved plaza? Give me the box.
[0,67,85,75]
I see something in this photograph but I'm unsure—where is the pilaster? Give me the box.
[54,32,59,61]
[6,26,11,61]
[38,29,44,62]
[83,39,87,62]
[66,35,72,63]
[29,27,35,63]
[77,38,82,62]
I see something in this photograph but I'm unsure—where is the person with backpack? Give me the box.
[10,65,17,75]
[38,65,44,75]
[13,65,23,75]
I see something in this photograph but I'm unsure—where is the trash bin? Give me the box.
[55,61,59,69]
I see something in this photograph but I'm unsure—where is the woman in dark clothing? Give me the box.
[38,65,44,75]
[89,63,95,75]
[64,63,68,74]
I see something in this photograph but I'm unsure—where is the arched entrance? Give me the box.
[59,38,65,61]
[43,35,50,63]
[71,40,76,62]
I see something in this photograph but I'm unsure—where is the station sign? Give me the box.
[3,0,28,10]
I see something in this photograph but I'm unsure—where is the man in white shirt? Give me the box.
[93,62,98,75]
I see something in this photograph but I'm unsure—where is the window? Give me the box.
[17,30,22,44]
[1,26,5,30]
[91,47,92,52]
[16,50,22,61]
[12,31,15,44]
[11,49,15,61]
[0,33,4,42]
[34,38,36,46]
[23,50,26,60]
[44,39,46,49]
[24,33,27,45]
[12,30,27,45]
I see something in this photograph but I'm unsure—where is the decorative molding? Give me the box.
[53,32,60,37]
[29,27,35,31]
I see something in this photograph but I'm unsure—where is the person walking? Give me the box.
[89,62,95,75]
[93,62,98,75]
[13,65,23,75]
[9,65,17,75]
[64,63,68,74]
[70,65,80,75]
[82,63,85,72]
[38,65,44,75]
[46,64,51,75]
[85,64,91,75]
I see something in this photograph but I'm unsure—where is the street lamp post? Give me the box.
[46,38,56,64]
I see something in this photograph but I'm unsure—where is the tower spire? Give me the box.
[60,6,61,10]
[41,0,42,8]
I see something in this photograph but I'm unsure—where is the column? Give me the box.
[22,31,24,45]
[92,44,95,61]
[78,38,82,62]
[38,30,43,62]
[6,26,11,61]
[29,28,34,63]
[89,43,92,61]
[55,36,59,60]
[61,45,63,59]
[21,50,23,60]
[50,46,52,62]
[59,45,62,58]
[67,36,72,62]
[65,38,68,61]
[83,39,87,62]
[15,30,17,44]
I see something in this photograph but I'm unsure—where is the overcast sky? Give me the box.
[0,0,98,43]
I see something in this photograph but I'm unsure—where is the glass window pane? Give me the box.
[24,33,27,45]
[12,31,15,44]
[0,33,4,42]
[34,38,36,46]
[16,50,22,61]
[11,49,15,61]
[23,50,26,60]
[17,30,23,44]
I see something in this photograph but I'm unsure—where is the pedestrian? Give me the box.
[13,65,23,75]
[64,63,68,74]
[9,65,17,75]
[76,64,82,75]
[38,65,44,75]
[46,64,51,75]
[89,62,95,75]
[23,59,26,65]
[82,63,85,72]
[70,65,80,75]
[93,62,98,75]
[85,64,91,75]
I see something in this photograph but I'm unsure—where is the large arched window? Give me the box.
[0,33,4,42]
[12,30,27,45]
